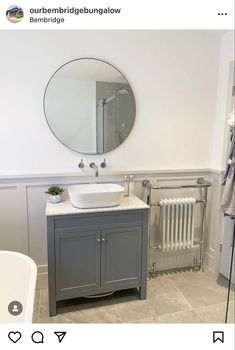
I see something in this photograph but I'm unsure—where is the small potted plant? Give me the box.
[45,186,65,203]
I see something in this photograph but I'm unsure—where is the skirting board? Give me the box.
[36,265,48,290]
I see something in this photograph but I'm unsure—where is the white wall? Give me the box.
[0,30,222,175]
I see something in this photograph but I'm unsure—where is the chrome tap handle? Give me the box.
[78,159,84,169]
[100,159,106,168]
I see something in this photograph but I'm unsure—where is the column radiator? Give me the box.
[159,197,196,252]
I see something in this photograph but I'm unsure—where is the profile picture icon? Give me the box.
[6,5,24,23]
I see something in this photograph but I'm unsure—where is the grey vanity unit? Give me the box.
[46,195,149,316]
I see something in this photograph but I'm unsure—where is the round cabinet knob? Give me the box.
[97,238,101,243]
[101,238,105,242]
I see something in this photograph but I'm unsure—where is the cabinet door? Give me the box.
[55,229,100,297]
[101,226,142,287]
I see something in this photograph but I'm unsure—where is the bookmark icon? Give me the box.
[213,331,224,343]
[54,332,66,343]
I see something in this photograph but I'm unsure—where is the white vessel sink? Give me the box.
[68,183,125,209]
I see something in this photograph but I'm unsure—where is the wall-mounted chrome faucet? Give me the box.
[90,162,99,177]
[78,159,107,177]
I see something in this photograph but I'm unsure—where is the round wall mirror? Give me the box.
[44,58,136,154]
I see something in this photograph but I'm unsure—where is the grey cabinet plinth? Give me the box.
[47,209,149,316]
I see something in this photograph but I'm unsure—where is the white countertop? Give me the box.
[46,195,149,216]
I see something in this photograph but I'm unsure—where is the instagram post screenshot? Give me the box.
[0,0,234,349]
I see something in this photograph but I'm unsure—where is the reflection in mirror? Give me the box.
[44,59,136,154]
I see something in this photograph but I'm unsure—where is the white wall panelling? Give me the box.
[0,170,222,289]
[220,217,235,283]
[26,185,50,267]
[0,185,28,254]
[204,172,224,272]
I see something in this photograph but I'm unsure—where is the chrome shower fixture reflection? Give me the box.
[104,87,130,103]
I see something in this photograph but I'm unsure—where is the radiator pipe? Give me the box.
[199,186,208,271]
[151,199,206,207]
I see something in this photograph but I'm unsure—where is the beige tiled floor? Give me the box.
[33,270,235,323]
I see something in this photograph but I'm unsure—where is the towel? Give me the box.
[221,109,235,218]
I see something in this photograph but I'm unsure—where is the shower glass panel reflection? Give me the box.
[96,82,135,154]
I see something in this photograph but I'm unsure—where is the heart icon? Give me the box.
[8,331,22,343]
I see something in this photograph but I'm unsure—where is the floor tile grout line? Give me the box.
[192,310,204,323]
[193,300,229,311]
[193,308,216,324]
[165,276,194,311]
[59,315,76,323]
[129,317,160,323]
[153,306,205,321]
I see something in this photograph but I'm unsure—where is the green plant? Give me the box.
[45,186,65,196]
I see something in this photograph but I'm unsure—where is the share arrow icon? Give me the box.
[54,332,66,343]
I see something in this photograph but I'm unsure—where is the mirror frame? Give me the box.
[43,57,136,155]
